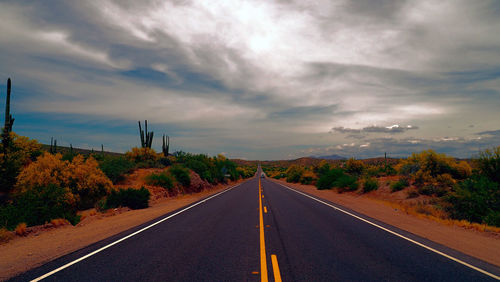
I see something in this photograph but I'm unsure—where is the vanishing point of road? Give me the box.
[11,168,500,281]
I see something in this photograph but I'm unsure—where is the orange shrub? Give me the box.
[399,149,472,188]
[16,152,113,209]
[15,222,27,236]
[346,158,364,175]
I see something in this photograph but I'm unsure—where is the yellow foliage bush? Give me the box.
[0,132,42,193]
[399,149,471,188]
[346,158,364,175]
[126,147,160,163]
[16,152,113,209]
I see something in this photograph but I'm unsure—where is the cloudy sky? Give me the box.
[0,0,499,160]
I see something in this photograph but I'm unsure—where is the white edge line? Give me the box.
[31,183,242,282]
[275,182,500,280]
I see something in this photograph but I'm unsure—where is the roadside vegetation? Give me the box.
[266,148,500,229]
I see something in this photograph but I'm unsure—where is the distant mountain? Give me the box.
[314,154,346,160]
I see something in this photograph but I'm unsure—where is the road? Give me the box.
[11,172,500,281]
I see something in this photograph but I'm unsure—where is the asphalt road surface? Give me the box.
[11,173,500,281]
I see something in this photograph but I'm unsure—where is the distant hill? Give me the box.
[313,154,346,160]
[232,156,400,168]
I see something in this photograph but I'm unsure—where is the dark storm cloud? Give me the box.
[332,125,419,134]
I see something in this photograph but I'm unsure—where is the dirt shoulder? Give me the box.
[270,179,500,267]
[0,179,245,281]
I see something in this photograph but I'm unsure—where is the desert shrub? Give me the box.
[365,166,381,177]
[16,153,113,210]
[335,174,359,192]
[316,168,344,190]
[286,165,304,183]
[417,184,448,197]
[105,187,150,210]
[185,159,213,183]
[0,184,80,230]
[0,227,14,244]
[398,150,471,188]
[446,176,499,226]
[484,212,500,227]
[474,146,500,183]
[99,156,135,183]
[418,185,435,196]
[362,177,379,193]
[0,132,42,194]
[237,166,256,179]
[159,157,172,167]
[145,172,174,190]
[316,168,358,191]
[300,170,316,185]
[126,147,161,168]
[314,160,331,175]
[345,158,364,175]
[174,152,240,183]
[15,223,27,236]
[169,165,191,187]
[390,177,409,192]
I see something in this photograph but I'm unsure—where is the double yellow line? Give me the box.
[259,178,282,282]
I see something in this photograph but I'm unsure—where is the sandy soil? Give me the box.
[0,179,245,281]
[271,179,500,267]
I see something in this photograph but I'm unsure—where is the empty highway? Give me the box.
[11,173,500,281]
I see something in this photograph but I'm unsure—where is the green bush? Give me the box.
[446,176,499,226]
[475,146,500,183]
[105,187,150,210]
[335,174,359,192]
[99,156,135,183]
[174,152,239,183]
[390,177,409,192]
[363,177,379,193]
[316,168,344,190]
[0,184,79,230]
[145,172,174,190]
[316,168,358,191]
[170,165,191,187]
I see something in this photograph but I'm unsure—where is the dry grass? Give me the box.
[0,228,15,244]
[50,218,70,227]
[380,200,500,233]
[14,223,27,236]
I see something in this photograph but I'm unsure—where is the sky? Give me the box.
[0,0,499,160]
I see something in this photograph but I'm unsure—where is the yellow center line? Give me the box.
[271,254,282,282]
[259,178,268,282]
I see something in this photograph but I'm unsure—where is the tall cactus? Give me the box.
[2,78,14,154]
[138,120,154,148]
[50,137,57,154]
[4,78,14,132]
[162,134,170,156]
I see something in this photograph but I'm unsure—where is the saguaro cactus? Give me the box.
[50,137,57,154]
[138,120,154,148]
[4,78,14,133]
[162,134,170,156]
[2,78,14,154]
